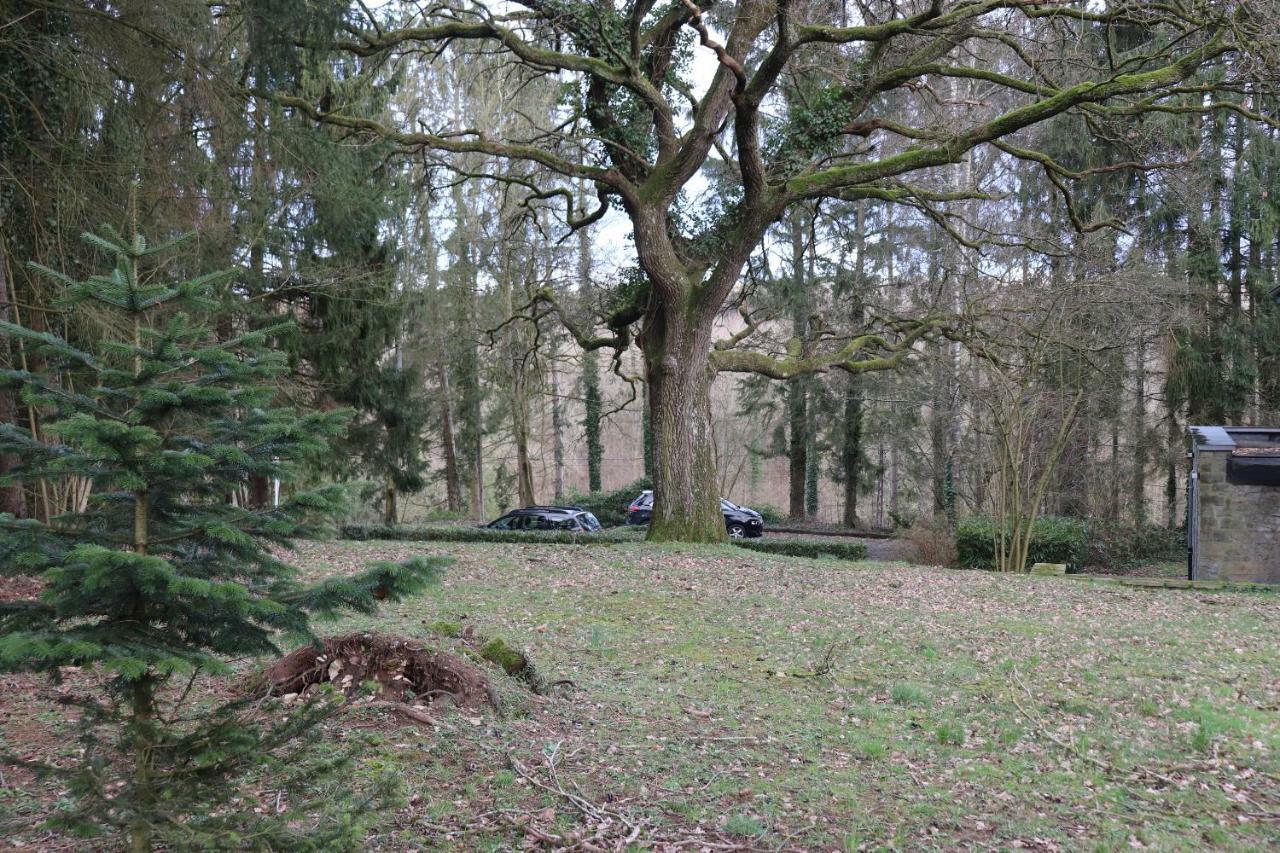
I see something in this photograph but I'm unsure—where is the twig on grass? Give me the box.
[508,740,643,842]
[786,639,847,679]
[1009,668,1181,789]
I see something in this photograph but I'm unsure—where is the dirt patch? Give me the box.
[0,575,44,603]
[260,632,498,710]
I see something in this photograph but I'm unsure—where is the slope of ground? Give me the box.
[3,541,1277,850]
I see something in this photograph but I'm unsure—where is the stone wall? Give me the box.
[1195,451,1280,583]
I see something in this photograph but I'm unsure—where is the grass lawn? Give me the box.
[3,540,1278,850]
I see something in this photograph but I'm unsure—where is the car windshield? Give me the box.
[580,512,602,531]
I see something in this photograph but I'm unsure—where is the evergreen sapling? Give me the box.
[0,228,445,850]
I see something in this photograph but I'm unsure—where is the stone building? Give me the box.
[1188,426,1280,584]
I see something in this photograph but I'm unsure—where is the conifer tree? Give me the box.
[0,227,442,850]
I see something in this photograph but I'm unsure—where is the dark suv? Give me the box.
[625,490,764,538]
[486,506,603,533]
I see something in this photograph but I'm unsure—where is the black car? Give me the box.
[625,490,764,538]
[486,506,603,533]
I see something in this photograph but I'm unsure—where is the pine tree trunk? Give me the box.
[469,405,484,520]
[842,374,863,528]
[788,383,808,519]
[246,112,272,511]
[383,479,398,525]
[583,350,603,492]
[0,247,26,517]
[890,445,900,525]
[842,205,866,529]
[448,183,484,520]
[1109,419,1120,520]
[576,198,604,495]
[874,442,885,529]
[929,362,948,516]
[804,429,819,518]
[513,371,535,507]
[1131,332,1147,524]
[549,351,566,502]
[436,365,462,513]
[250,475,270,510]
[787,209,809,519]
[127,676,157,853]
[1165,409,1180,529]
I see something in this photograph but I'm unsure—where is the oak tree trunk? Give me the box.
[642,304,724,543]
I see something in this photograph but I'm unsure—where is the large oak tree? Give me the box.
[270,0,1277,541]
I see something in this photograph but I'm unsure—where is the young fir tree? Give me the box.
[0,228,443,850]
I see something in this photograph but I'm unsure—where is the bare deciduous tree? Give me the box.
[272,0,1278,539]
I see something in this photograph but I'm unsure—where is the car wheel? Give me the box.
[727,523,746,539]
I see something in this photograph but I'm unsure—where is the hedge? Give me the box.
[734,538,869,561]
[341,524,645,545]
[955,515,1088,572]
[340,524,869,561]
[564,478,651,527]
[1083,520,1185,570]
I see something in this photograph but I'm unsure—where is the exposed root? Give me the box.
[260,632,499,711]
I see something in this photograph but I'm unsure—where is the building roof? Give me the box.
[1189,425,1280,451]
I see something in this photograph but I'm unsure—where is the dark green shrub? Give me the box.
[1083,520,1185,571]
[565,477,652,527]
[955,515,1088,572]
[753,503,785,524]
[735,538,869,561]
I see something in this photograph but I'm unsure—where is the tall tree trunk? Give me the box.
[1131,332,1147,524]
[1165,410,1180,529]
[786,209,809,519]
[841,204,867,529]
[803,232,820,519]
[436,365,462,513]
[1108,418,1120,520]
[549,347,566,502]
[0,246,27,517]
[788,386,808,518]
[928,364,948,515]
[642,306,724,542]
[383,479,398,525]
[582,350,603,492]
[874,441,885,529]
[841,375,863,528]
[889,444,900,525]
[448,185,484,520]
[246,106,271,509]
[577,185,604,494]
[469,425,484,520]
[513,369,535,507]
